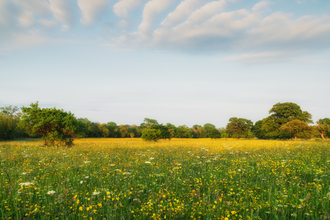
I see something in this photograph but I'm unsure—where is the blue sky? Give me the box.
[1,0,330,127]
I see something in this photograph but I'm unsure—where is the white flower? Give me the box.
[145,161,151,164]
[21,172,27,175]
[93,191,100,195]
[238,169,241,172]
[47,190,55,195]
[80,181,84,184]
[110,164,115,166]
[84,161,91,163]
[85,176,89,179]
[149,157,154,160]
[19,182,33,186]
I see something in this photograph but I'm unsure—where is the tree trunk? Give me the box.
[294,136,297,141]
[321,132,325,141]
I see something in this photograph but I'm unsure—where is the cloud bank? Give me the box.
[1,0,330,62]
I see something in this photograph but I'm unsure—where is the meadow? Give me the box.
[1,138,330,219]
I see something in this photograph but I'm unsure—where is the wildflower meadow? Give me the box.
[1,138,330,219]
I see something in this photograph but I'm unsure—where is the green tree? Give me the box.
[175,125,192,138]
[141,125,171,141]
[18,102,78,147]
[140,118,159,129]
[191,125,203,138]
[106,122,120,137]
[258,102,313,139]
[209,128,221,139]
[203,123,216,138]
[99,123,110,138]
[119,125,129,138]
[0,114,17,140]
[316,118,330,140]
[165,123,177,138]
[226,117,253,139]
[141,128,161,141]
[128,124,141,138]
[269,102,313,124]
[0,105,22,140]
[252,120,268,139]
[280,119,313,141]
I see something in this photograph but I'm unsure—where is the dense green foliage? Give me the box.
[253,102,314,140]
[140,118,171,141]
[226,117,253,139]
[316,118,330,140]
[0,106,23,140]
[0,101,328,141]
[280,119,313,140]
[0,114,17,140]
[18,102,78,146]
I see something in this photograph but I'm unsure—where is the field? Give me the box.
[1,138,330,219]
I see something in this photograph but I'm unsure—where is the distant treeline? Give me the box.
[1,102,330,142]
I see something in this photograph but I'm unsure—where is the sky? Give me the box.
[1,0,330,128]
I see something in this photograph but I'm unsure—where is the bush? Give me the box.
[18,102,78,147]
[0,114,17,140]
[141,128,162,141]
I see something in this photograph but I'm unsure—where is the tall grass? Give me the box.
[1,138,330,219]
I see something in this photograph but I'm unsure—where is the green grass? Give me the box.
[1,139,330,219]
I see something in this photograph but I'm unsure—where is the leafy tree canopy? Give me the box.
[257,102,313,139]
[269,102,313,124]
[140,118,159,129]
[0,105,22,140]
[0,105,21,118]
[316,118,330,140]
[226,117,253,139]
[141,124,171,141]
[280,119,313,141]
[18,102,78,147]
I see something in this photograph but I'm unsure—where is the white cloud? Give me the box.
[38,18,58,29]
[61,24,70,32]
[113,0,141,18]
[49,0,75,28]
[118,19,129,28]
[12,0,51,17]
[243,13,330,50]
[225,51,297,63]
[160,0,206,28]
[153,8,254,49]
[4,29,54,48]
[139,0,175,34]
[18,11,35,27]
[179,0,227,27]
[252,0,269,12]
[77,0,107,26]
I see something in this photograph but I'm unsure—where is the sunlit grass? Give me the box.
[1,138,330,219]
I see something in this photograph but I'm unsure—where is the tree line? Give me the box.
[0,102,329,146]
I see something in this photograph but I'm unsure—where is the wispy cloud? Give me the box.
[113,0,141,18]
[139,0,175,34]
[49,0,76,30]
[77,0,107,26]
